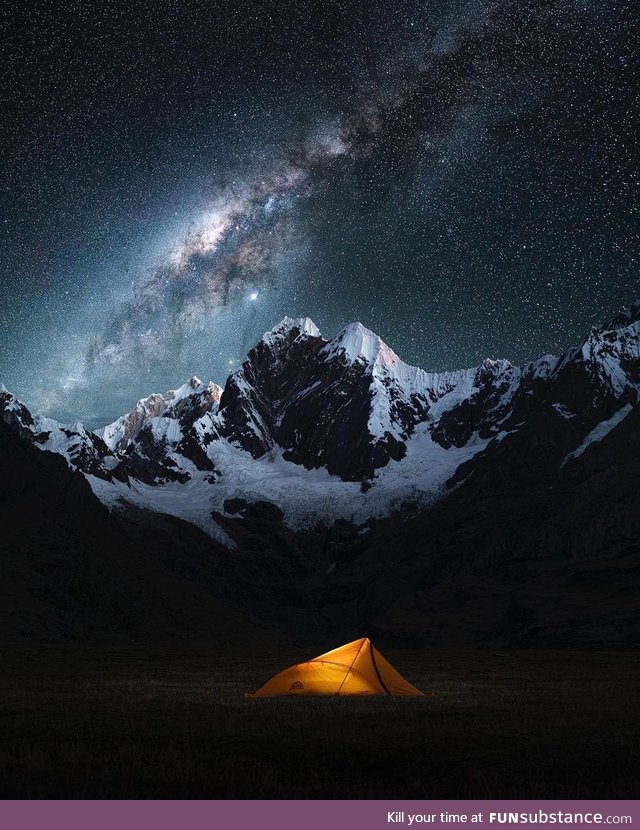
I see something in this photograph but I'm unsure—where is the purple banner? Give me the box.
[1,800,639,830]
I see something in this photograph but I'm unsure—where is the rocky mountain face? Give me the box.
[0,391,115,478]
[216,316,476,480]
[99,376,223,485]
[1,375,223,487]
[3,304,639,495]
[1,303,639,647]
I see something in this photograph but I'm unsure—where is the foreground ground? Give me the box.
[0,646,638,798]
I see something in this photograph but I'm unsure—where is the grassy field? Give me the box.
[0,646,638,799]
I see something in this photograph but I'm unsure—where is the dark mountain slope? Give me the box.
[319,389,640,646]
[0,422,277,648]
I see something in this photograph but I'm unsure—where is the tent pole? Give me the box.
[370,645,392,696]
[335,638,367,696]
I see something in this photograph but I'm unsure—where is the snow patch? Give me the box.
[563,404,633,465]
[552,403,576,418]
[322,322,400,367]
[85,473,236,548]
[262,316,321,346]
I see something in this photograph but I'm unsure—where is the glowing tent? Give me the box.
[246,637,423,697]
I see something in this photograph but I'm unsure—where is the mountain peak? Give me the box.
[262,317,322,347]
[322,321,400,368]
[604,300,640,331]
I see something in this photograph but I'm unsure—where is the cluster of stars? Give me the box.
[0,0,637,426]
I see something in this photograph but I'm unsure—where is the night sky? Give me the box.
[1,0,637,427]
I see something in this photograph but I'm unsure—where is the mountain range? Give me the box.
[2,302,639,647]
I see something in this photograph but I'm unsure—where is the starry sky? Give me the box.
[1,0,637,427]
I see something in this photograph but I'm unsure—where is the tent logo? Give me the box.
[290,681,304,690]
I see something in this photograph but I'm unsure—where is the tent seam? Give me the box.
[335,638,367,696]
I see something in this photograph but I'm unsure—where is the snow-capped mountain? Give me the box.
[2,303,639,547]
[96,375,224,487]
[97,375,223,453]
[0,389,115,477]
[215,316,478,480]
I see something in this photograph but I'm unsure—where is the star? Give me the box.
[0,0,636,428]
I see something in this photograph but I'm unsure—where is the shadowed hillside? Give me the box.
[0,422,276,647]
[323,396,640,647]
[2,400,640,649]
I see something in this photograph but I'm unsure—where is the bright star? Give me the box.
[249,292,258,301]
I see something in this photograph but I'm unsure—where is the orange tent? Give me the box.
[246,637,423,697]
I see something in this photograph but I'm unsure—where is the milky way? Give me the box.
[1,0,637,426]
